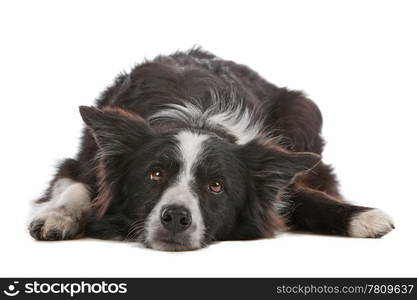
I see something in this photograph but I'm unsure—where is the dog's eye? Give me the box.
[149,169,164,181]
[208,180,224,194]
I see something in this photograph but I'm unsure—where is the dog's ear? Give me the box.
[236,139,321,190]
[79,106,153,156]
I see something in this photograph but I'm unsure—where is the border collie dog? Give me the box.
[28,48,394,251]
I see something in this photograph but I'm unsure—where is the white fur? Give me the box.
[349,209,394,238]
[145,131,209,250]
[29,178,91,239]
[206,104,261,144]
[148,90,264,145]
[175,131,209,174]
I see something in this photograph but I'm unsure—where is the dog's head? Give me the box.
[80,106,320,251]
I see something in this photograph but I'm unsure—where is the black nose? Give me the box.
[160,205,192,233]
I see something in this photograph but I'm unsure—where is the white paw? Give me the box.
[349,209,394,238]
[29,208,81,240]
[28,179,91,241]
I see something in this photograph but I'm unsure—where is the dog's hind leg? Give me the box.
[283,187,394,238]
[28,159,92,241]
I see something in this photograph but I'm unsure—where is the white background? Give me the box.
[0,0,416,277]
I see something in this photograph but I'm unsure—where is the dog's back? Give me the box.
[94,49,322,152]
[28,49,394,250]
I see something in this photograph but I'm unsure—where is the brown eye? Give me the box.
[150,169,164,181]
[208,180,224,194]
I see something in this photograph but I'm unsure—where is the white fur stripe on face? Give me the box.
[176,131,210,179]
[145,131,210,250]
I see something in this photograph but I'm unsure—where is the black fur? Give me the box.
[29,48,393,250]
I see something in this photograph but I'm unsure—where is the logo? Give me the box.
[2,280,128,297]
[3,281,20,297]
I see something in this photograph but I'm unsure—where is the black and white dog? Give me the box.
[28,48,394,251]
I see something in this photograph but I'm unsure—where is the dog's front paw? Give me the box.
[28,209,81,241]
[349,208,394,238]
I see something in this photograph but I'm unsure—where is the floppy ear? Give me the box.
[231,140,321,239]
[236,140,321,190]
[80,106,153,217]
[79,106,153,156]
